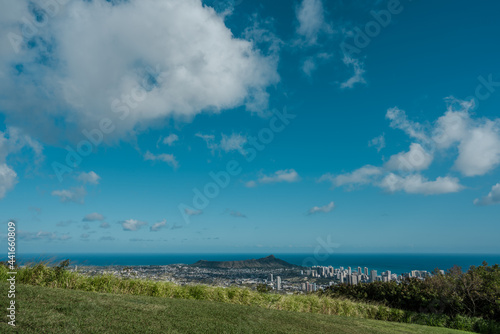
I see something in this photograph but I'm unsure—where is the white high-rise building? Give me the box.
[275,276,281,290]
[370,270,377,282]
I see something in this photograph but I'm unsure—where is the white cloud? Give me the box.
[308,201,335,215]
[83,212,105,222]
[0,127,43,199]
[0,0,279,143]
[319,165,382,188]
[368,133,385,152]
[144,151,179,169]
[432,107,470,149]
[150,219,168,232]
[321,98,500,196]
[77,171,101,184]
[161,134,179,146]
[454,121,500,176]
[379,174,463,195]
[0,164,17,200]
[220,133,247,153]
[245,180,257,188]
[474,183,500,206]
[258,169,300,184]
[340,56,366,89]
[196,132,247,155]
[0,127,44,164]
[301,53,332,77]
[296,0,331,45]
[302,58,317,77]
[432,99,500,176]
[386,107,429,143]
[320,164,461,195]
[51,187,87,204]
[120,219,147,231]
[385,143,433,172]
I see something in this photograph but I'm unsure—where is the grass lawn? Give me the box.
[0,284,472,334]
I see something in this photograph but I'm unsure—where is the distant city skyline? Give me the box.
[1,0,500,254]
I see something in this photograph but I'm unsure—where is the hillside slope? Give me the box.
[0,284,471,334]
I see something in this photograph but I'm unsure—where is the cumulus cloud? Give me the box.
[308,201,335,215]
[150,219,168,232]
[368,133,386,152]
[386,107,429,143]
[77,171,101,184]
[0,164,17,200]
[0,0,279,143]
[320,165,462,195]
[196,133,247,155]
[340,56,366,89]
[432,99,500,176]
[295,0,332,45]
[220,133,248,153]
[0,127,43,199]
[258,169,300,184]
[119,219,147,231]
[144,151,179,169]
[379,174,463,195]
[474,183,500,206]
[319,165,382,188]
[83,212,105,222]
[160,134,179,146]
[51,186,87,204]
[385,143,433,172]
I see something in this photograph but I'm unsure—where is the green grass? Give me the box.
[0,284,473,334]
[1,264,498,333]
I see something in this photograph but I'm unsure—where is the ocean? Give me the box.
[7,253,500,275]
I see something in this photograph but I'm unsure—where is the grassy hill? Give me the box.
[0,284,472,334]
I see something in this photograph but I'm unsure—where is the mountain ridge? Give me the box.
[190,255,299,269]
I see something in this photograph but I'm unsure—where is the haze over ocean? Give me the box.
[7,253,499,275]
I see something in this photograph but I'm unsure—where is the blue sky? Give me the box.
[1,0,499,254]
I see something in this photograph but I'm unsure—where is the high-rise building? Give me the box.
[275,276,281,290]
[358,267,362,274]
[370,270,377,282]
[268,274,273,282]
[348,267,351,276]
[364,267,368,276]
